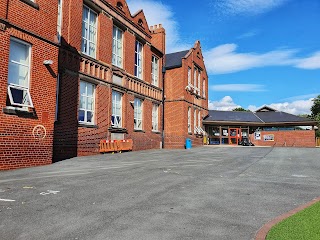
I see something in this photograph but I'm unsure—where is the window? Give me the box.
[152,104,159,131]
[116,2,123,9]
[188,107,191,133]
[111,91,122,128]
[203,79,206,97]
[135,41,143,79]
[151,56,159,86]
[194,109,197,134]
[82,5,97,58]
[7,39,33,108]
[57,0,62,43]
[198,111,201,128]
[79,81,95,124]
[198,71,201,95]
[112,26,123,67]
[193,67,197,92]
[134,98,143,130]
[188,67,191,86]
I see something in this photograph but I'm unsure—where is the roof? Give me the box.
[204,110,261,123]
[203,108,317,126]
[165,50,189,69]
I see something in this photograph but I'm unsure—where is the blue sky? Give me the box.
[127,0,320,114]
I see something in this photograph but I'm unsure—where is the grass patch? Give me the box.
[266,201,320,240]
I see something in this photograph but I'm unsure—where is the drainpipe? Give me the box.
[161,66,166,149]
[6,0,10,19]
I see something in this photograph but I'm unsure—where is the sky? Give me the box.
[127,0,320,115]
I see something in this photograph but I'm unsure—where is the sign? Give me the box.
[263,134,274,141]
[254,131,261,140]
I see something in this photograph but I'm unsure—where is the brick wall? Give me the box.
[250,130,316,147]
[164,41,208,149]
[53,0,164,161]
[0,0,58,170]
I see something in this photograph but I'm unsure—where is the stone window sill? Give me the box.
[78,123,98,128]
[19,0,39,10]
[3,107,37,119]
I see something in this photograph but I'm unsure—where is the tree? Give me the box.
[310,95,320,138]
[232,107,250,112]
[311,95,320,117]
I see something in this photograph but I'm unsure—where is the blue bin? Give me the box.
[185,138,192,149]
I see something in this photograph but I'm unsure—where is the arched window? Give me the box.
[116,2,123,10]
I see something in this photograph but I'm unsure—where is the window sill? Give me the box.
[3,107,37,119]
[19,0,39,10]
[188,132,193,135]
[78,123,98,128]
[152,131,161,134]
[134,129,145,133]
[108,127,127,133]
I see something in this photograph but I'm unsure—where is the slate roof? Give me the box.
[203,109,316,125]
[204,110,261,123]
[165,50,189,69]
[255,112,311,123]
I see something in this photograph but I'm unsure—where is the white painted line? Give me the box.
[0,198,16,202]
[292,174,309,178]
[40,190,60,195]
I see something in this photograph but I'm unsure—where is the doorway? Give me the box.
[229,128,241,144]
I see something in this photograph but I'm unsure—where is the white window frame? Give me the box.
[111,91,122,128]
[188,67,191,86]
[203,78,206,98]
[135,41,143,79]
[198,111,201,128]
[112,25,123,67]
[134,98,143,130]
[151,55,159,87]
[152,104,159,132]
[198,71,201,95]
[194,109,197,134]
[7,38,33,108]
[82,5,97,58]
[193,67,197,93]
[79,81,95,124]
[188,107,191,133]
[57,0,63,43]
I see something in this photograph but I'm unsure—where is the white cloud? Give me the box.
[127,0,190,53]
[248,98,314,115]
[296,52,320,70]
[237,30,259,39]
[204,44,320,74]
[211,84,266,92]
[212,0,289,16]
[208,96,241,110]
[282,93,319,102]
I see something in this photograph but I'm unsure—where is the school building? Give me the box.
[203,106,317,147]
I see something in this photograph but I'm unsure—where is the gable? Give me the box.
[132,9,151,34]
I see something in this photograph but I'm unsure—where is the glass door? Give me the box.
[229,128,241,144]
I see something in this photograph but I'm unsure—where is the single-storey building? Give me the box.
[203,106,317,147]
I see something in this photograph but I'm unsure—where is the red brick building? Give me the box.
[164,41,209,148]
[0,0,59,169]
[53,0,165,161]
